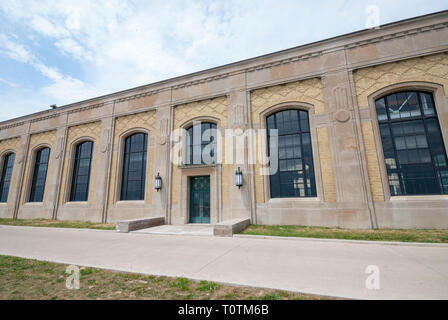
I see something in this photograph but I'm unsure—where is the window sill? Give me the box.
[64,201,89,206]
[114,200,146,206]
[390,195,448,201]
[23,202,44,206]
[268,197,320,203]
[179,164,218,170]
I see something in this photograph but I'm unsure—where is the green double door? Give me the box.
[189,176,210,224]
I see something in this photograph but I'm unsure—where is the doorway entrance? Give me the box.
[189,176,210,224]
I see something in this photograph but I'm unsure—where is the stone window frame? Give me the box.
[258,102,324,203]
[176,116,222,224]
[0,149,16,205]
[23,144,52,204]
[114,127,151,204]
[367,81,448,202]
[63,137,96,205]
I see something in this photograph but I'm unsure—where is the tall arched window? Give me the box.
[267,109,316,198]
[0,153,15,203]
[185,122,217,165]
[121,133,148,201]
[30,147,50,203]
[375,91,448,195]
[70,141,93,202]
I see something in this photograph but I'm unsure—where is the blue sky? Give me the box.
[0,0,447,122]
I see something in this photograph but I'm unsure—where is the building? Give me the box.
[0,11,447,229]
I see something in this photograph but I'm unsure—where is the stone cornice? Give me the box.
[344,22,448,49]
[66,103,105,114]
[30,113,60,123]
[171,73,230,89]
[115,91,162,103]
[0,121,25,131]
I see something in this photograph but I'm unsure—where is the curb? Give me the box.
[234,234,448,248]
[0,224,115,233]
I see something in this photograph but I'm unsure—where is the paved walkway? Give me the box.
[133,224,214,236]
[0,225,447,300]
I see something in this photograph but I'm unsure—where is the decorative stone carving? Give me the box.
[230,104,245,128]
[55,137,64,159]
[101,129,110,153]
[157,119,169,145]
[335,110,351,123]
[333,87,349,111]
[17,144,25,164]
[157,136,167,145]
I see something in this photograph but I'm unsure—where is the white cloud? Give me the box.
[0,0,447,121]
[0,33,99,115]
[0,34,34,64]
[0,77,19,88]
[30,15,69,38]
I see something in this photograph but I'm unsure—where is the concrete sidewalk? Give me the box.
[0,225,447,299]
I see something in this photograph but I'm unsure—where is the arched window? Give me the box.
[30,147,50,202]
[267,109,316,198]
[375,91,448,195]
[185,122,217,165]
[121,133,147,201]
[0,153,15,203]
[70,141,93,202]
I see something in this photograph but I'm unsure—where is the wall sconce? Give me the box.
[235,167,243,189]
[155,172,162,192]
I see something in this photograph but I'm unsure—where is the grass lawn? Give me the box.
[0,255,328,300]
[241,225,448,243]
[0,218,115,230]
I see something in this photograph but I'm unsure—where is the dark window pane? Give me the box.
[376,91,448,196]
[0,153,15,202]
[185,122,217,166]
[387,92,421,120]
[30,148,50,202]
[375,98,388,121]
[70,142,93,202]
[121,133,147,201]
[420,92,435,116]
[267,109,316,198]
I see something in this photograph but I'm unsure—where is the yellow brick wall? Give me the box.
[173,97,228,128]
[108,111,156,205]
[0,137,20,155]
[59,122,101,205]
[20,130,56,204]
[361,122,384,202]
[250,78,325,125]
[172,97,228,205]
[353,53,448,107]
[316,127,336,202]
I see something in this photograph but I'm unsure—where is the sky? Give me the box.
[0,0,447,122]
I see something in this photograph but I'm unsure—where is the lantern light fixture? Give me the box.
[155,172,162,192]
[235,167,243,189]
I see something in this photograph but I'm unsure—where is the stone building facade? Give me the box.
[0,11,447,229]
